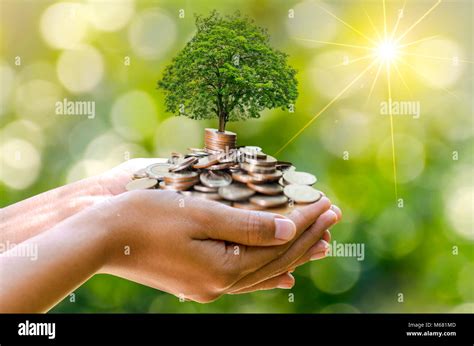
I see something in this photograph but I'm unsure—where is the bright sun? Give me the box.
[375,40,399,62]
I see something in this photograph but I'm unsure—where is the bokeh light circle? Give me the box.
[0,138,41,190]
[57,45,104,93]
[86,0,135,32]
[377,134,425,183]
[15,79,62,126]
[128,9,176,60]
[444,166,474,241]
[409,39,463,88]
[319,109,371,158]
[285,0,338,48]
[110,90,158,141]
[369,208,421,259]
[154,116,202,157]
[309,50,362,100]
[40,2,88,49]
[310,258,361,294]
[320,303,360,313]
[0,61,15,115]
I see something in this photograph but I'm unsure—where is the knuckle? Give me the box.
[244,211,265,244]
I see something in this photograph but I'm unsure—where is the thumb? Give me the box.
[204,205,297,246]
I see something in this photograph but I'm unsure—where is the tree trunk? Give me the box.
[218,114,226,133]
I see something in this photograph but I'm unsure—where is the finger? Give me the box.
[229,273,295,294]
[330,204,342,221]
[234,198,332,272]
[194,202,297,246]
[322,229,331,242]
[230,209,338,291]
[291,239,330,268]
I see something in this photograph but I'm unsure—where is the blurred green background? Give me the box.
[0,0,472,313]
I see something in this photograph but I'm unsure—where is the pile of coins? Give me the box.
[126,132,322,214]
[205,128,236,152]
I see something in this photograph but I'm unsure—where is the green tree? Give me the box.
[158,11,298,133]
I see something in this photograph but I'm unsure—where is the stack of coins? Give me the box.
[204,128,237,152]
[126,132,323,215]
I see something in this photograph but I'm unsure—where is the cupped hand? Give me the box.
[92,188,340,303]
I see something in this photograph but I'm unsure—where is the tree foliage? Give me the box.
[158,11,298,132]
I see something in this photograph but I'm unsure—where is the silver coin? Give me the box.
[244,155,277,167]
[283,171,317,185]
[170,157,199,172]
[194,184,219,193]
[126,178,158,191]
[146,163,172,180]
[249,195,288,208]
[218,183,256,201]
[200,171,232,188]
[247,182,283,195]
[284,184,322,203]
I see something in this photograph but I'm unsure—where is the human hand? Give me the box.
[94,189,340,302]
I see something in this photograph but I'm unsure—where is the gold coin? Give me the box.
[126,178,158,191]
[283,184,322,203]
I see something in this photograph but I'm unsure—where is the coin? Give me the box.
[233,201,265,210]
[207,162,235,170]
[193,154,221,169]
[244,155,277,167]
[126,178,158,191]
[240,162,276,174]
[247,182,283,195]
[132,168,148,179]
[283,171,317,185]
[232,171,253,184]
[146,163,172,180]
[159,181,196,191]
[249,195,288,208]
[278,177,289,186]
[191,191,222,200]
[248,170,282,183]
[240,147,266,159]
[200,171,232,188]
[276,161,295,172]
[164,171,199,183]
[283,184,322,203]
[193,184,218,193]
[169,157,199,172]
[218,183,256,201]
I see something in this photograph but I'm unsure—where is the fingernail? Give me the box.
[314,239,329,253]
[331,205,342,221]
[310,251,327,261]
[324,210,338,223]
[277,273,294,289]
[274,218,296,241]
